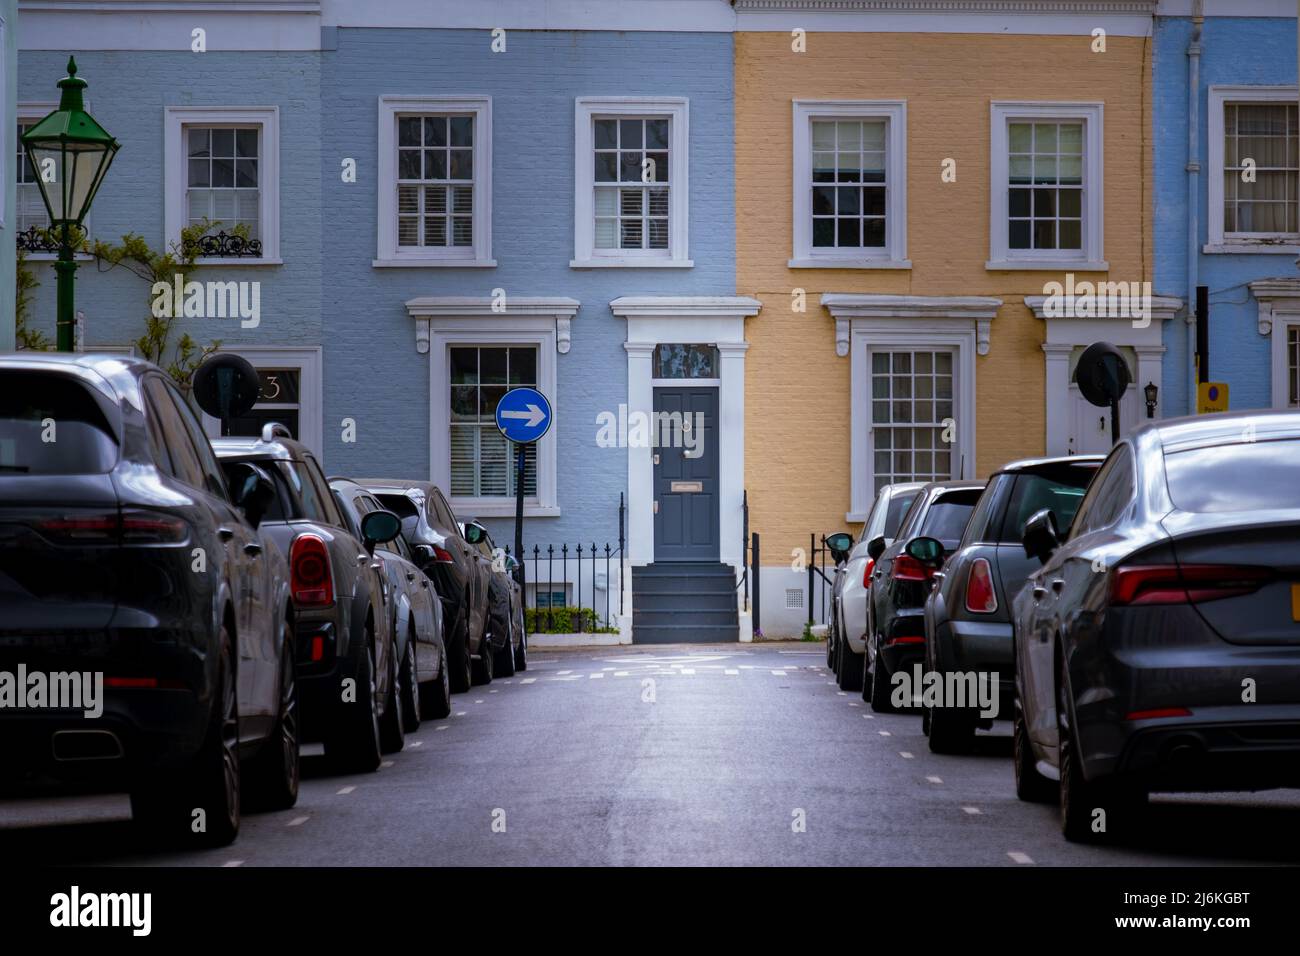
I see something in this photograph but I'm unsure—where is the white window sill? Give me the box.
[1203,242,1300,255]
[373,257,497,268]
[192,257,284,267]
[788,257,911,270]
[20,252,95,262]
[570,258,693,269]
[451,502,560,519]
[985,259,1109,272]
[845,511,869,524]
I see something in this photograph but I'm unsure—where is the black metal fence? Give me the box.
[806,533,838,628]
[503,493,627,633]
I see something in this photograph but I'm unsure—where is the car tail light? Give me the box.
[891,554,932,583]
[36,510,187,545]
[863,559,875,587]
[291,533,335,607]
[1110,564,1273,606]
[104,677,187,689]
[431,545,456,563]
[964,558,998,614]
[885,636,925,646]
[1125,707,1192,721]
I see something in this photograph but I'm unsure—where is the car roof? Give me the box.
[355,478,439,496]
[993,454,1105,474]
[881,481,927,496]
[1139,408,1300,454]
[210,435,307,460]
[921,479,986,494]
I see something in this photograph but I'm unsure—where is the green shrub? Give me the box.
[525,606,617,634]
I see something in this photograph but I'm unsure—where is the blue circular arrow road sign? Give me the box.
[494,387,552,443]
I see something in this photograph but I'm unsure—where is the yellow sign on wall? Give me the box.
[1197,382,1229,414]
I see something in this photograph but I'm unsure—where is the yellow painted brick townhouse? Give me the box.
[732,0,1176,636]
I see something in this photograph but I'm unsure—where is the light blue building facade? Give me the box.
[1154,1,1300,417]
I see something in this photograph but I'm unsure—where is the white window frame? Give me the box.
[790,100,909,269]
[572,97,690,269]
[430,324,558,518]
[988,102,1105,272]
[1207,86,1300,255]
[164,106,281,265]
[1278,317,1300,409]
[375,95,493,268]
[198,347,323,457]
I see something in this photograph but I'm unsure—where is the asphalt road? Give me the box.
[4,642,1300,867]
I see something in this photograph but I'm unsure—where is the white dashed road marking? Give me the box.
[1008,851,1034,864]
[878,730,891,737]
[520,678,536,684]
[222,860,244,867]
[962,807,982,815]
[287,816,309,827]
[926,775,943,784]
[336,786,356,795]
[899,751,913,759]
[725,669,739,675]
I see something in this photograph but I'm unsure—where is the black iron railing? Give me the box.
[807,533,838,628]
[503,493,627,633]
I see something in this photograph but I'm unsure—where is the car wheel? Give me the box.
[421,639,453,719]
[471,621,495,686]
[514,605,528,672]
[243,628,300,812]
[826,607,836,668]
[379,632,406,754]
[325,630,382,773]
[1056,648,1142,842]
[495,612,517,678]
[448,613,472,694]
[836,629,863,692]
[1013,700,1055,803]
[132,626,240,847]
[869,635,894,713]
[399,631,421,734]
[927,696,975,754]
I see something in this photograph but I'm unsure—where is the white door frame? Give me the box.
[611,297,761,568]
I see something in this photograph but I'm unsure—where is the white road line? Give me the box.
[589,672,604,679]
[409,740,423,747]
[826,681,836,686]
[455,711,467,717]
[836,691,846,696]
[1008,851,1034,864]
[474,699,484,703]
[878,730,891,736]
[680,668,695,675]
[557,670,572,675]
[520,677,536,684]
[740,665,756,670]
[962,807,982,815]
[489,689,499,694]
[603,666,617,671]
[435,725,449,731]
[501,679,513,684]
[222,860,244,867]
[849,702,861,707]
[287,816,309,827]
[772,670,787,676]
[899,751,914,759]
[337,786,356,794]
[614,671,629,677]
[381,760,394,768]
[926,775,943,784]
[862,714,874,719]
[725,669,739,675]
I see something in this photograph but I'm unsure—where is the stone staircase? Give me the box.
[631,562,739,643]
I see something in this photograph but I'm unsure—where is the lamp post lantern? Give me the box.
[1144,381,1159,419]
[21,57,120,352]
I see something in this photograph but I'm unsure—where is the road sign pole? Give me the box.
[1110,398,1120,446]
[514,440,526,594]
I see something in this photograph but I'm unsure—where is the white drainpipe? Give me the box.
[1186,1,1204,414]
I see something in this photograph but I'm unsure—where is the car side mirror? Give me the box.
[412,544,436,568]
[825,531,853,565]
[905,535,944,568]
[1022,508,1061,564]
[866,535,887,561]
[464,521,486,545]
[361,509,402,552]
[229,462,275,529]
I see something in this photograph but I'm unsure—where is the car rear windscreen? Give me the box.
[0,372,118,474]
[1165,439,1300,512]
[376,493,418,519]
[999,466,1097,540]
[920,490,982,545]
[883,492,920,539]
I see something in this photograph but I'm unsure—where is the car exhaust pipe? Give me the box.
[1162,735,1204,768]
[51,729,124,761]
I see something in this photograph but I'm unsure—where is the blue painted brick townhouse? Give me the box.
[1155,0,1300,417]
[17,0,755,640]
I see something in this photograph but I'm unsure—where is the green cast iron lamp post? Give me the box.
[21,57,120,352]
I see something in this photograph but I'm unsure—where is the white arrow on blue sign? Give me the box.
[494,386,552,443]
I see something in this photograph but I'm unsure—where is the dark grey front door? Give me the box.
[653,387,719,562]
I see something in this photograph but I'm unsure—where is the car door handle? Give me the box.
[357,553,369,565]
[406,571,416,582]
[370,562,383,571]
[1051,578,1065,593]
[1031,585,1046,600]
[243,542,262,556]
[932,571,945,581]
[217,527,235,542]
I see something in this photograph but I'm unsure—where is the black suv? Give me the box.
[0,355,297,848]
[213,428,405,772]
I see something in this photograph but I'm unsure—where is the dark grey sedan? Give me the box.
[1013,410,1300,842]
[920,455,1102,753]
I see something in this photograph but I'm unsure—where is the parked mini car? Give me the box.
[864,480,985,712]
[463,521,528,675]
[332,479,452,726]
[213,429,404,772]
[357,479,493,691]
[920,456,1102,752]
[828,481,925,690]
[1013,411,1300,842]
[0,355,298,848]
